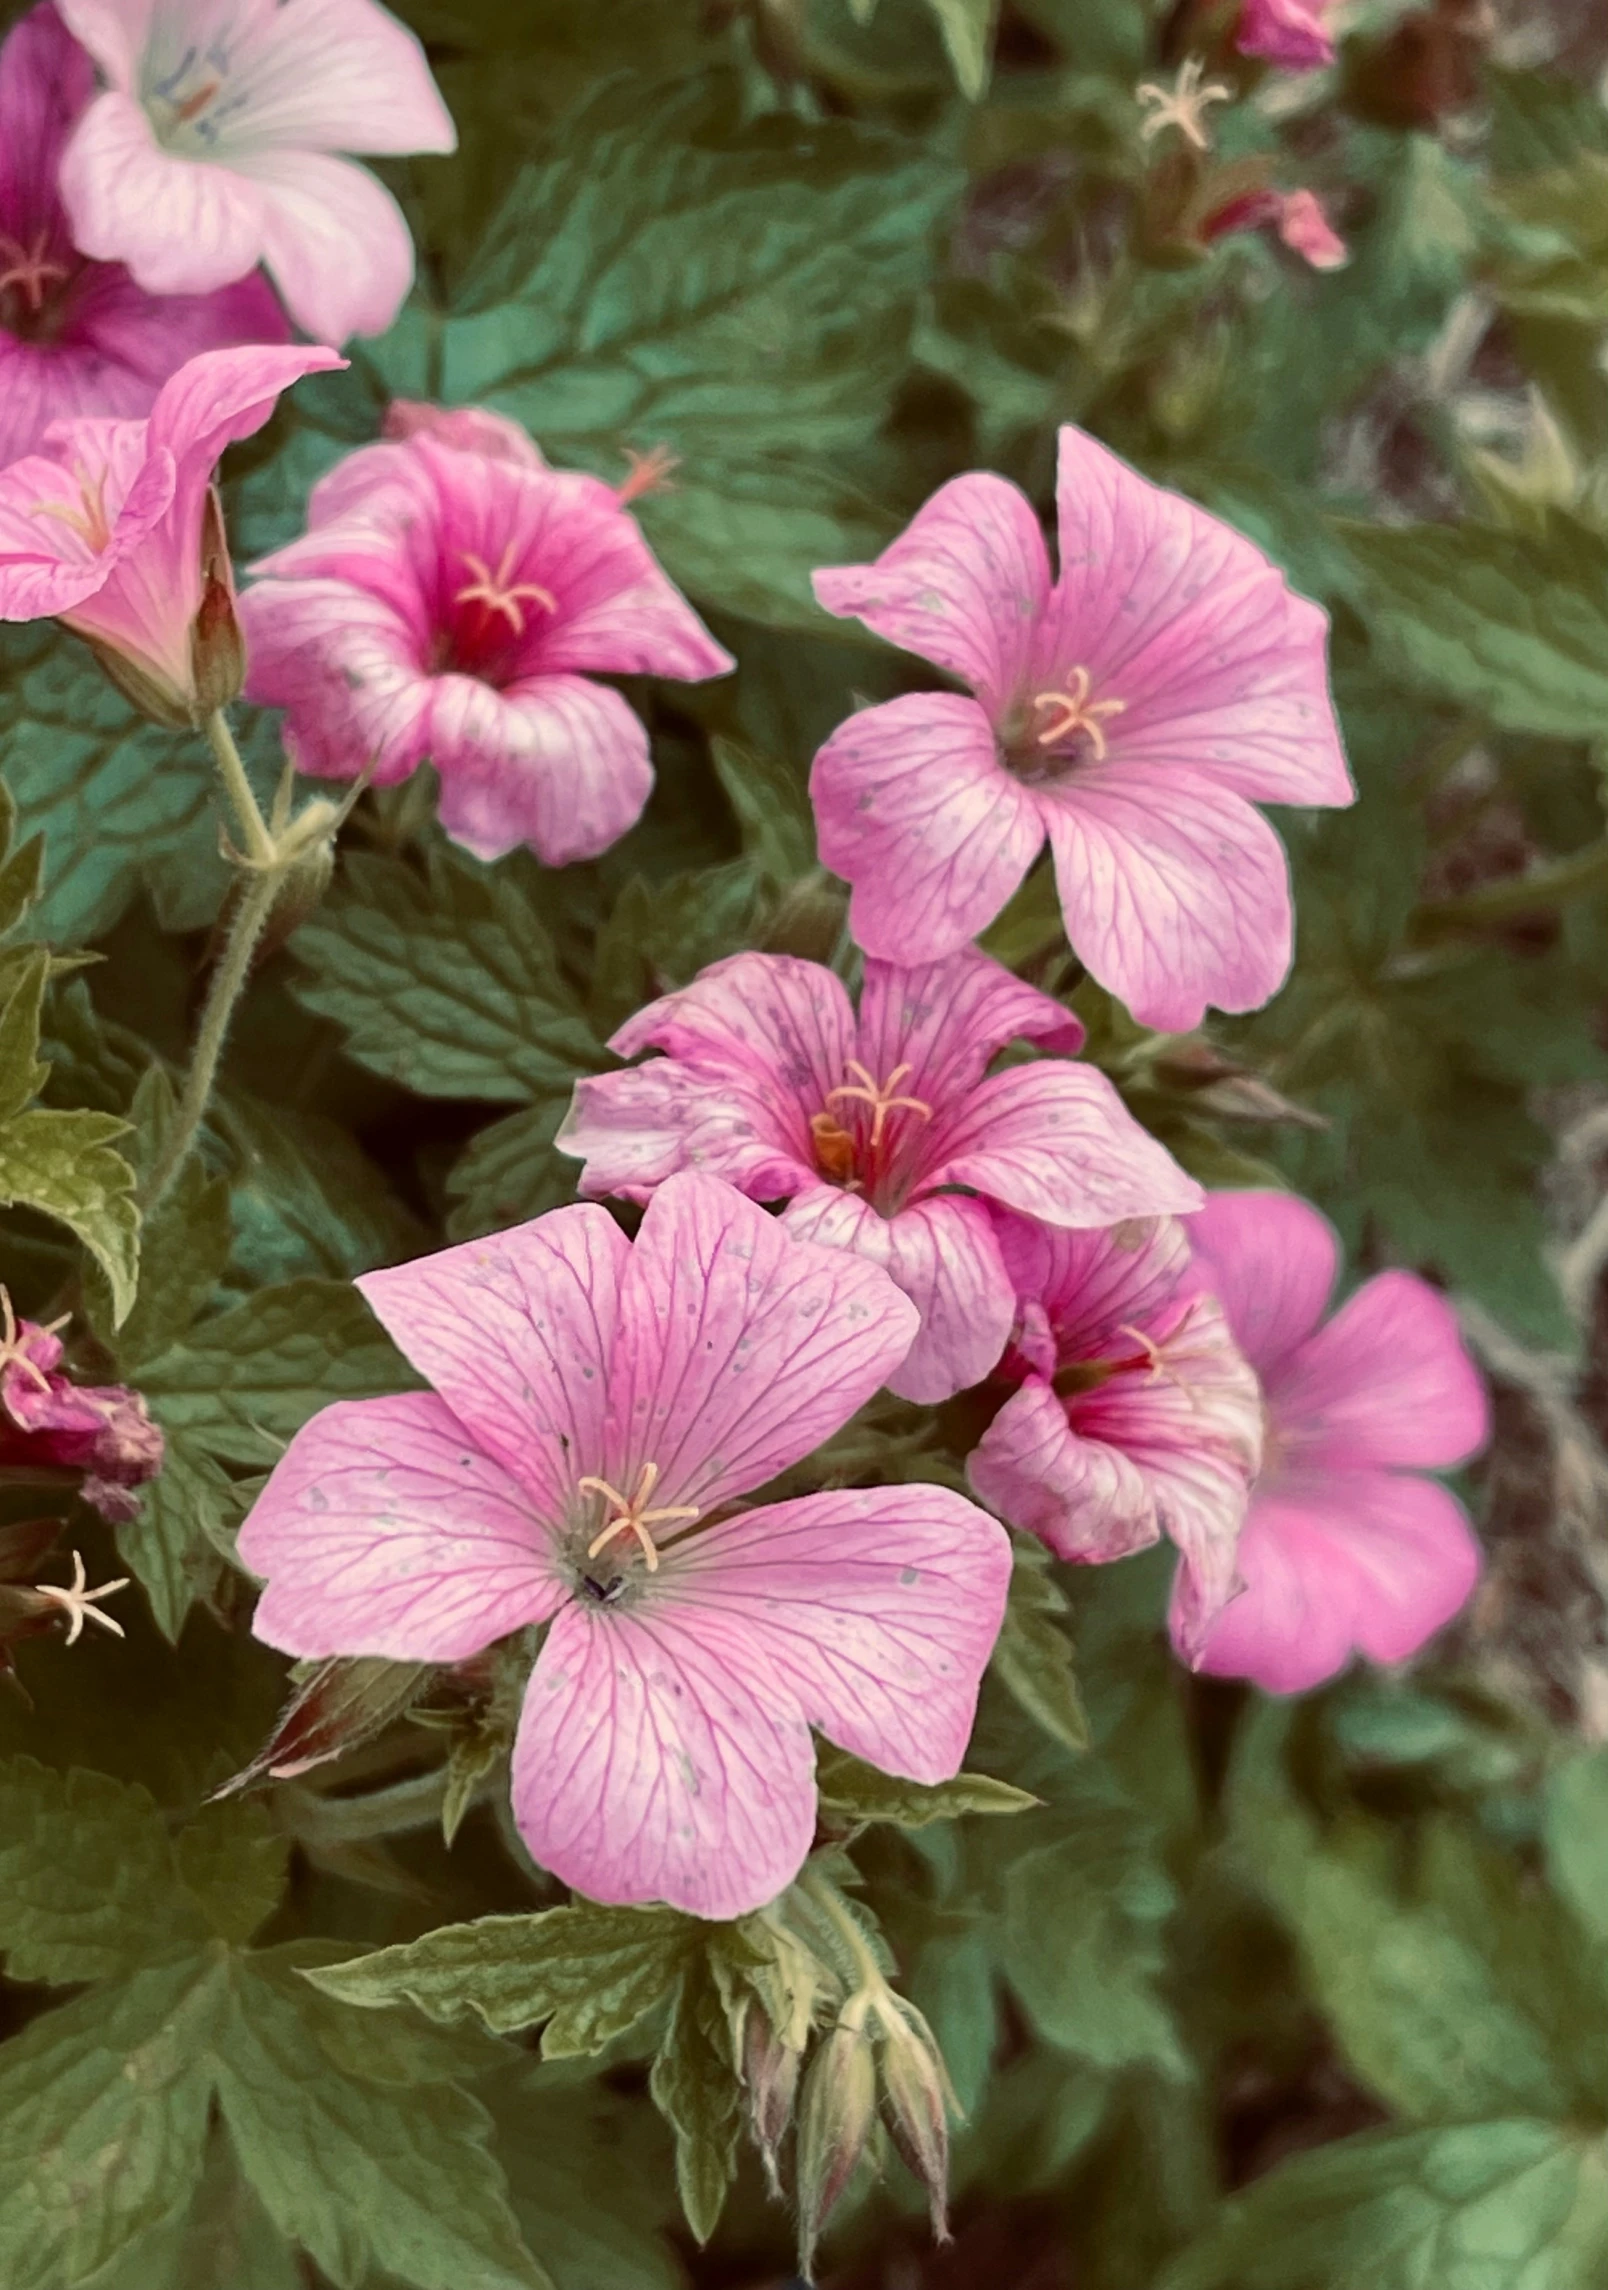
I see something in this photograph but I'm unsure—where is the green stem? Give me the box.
[1416,837,1608,935]
[799,1866,887,1997]
[205,708,274,867]
[282,1767,453,1846]
[142,867,278,1214]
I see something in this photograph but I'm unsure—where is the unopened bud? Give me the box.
[190,486,245,715]
[742,2003,801,2199]
[879,2006,954,2243]
[795,2006,876,2282]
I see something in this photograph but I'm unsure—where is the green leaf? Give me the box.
[923,0,996,96]
[433,76,961,626]
[989,1541,1090,1754]
[304,1904,703,2058]
[120,1428,238,1644]
[0,1758,208,1983]
[589,863,761,1036]
[1161,2121,1608,2290]
[649,1954,741,2245]
[0,1104,139,1322]
[173,1797,290,1949]
[110,1069,233,1370]
[446,1096,577,1242]
[1545,1748,1608,1944]
[1337,513,1608,738]
[291,851,605,1103]
[490,2073,686,2290]
[209,1090,426,1290]
[710,737,816,888]
[0,945,48,1122]
[80,2131,306,2290]
[815,1747,1038,1829]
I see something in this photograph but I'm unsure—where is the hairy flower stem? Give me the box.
[142,865,279,1215]
[800,1864,890,2001]
[204,705,275,866]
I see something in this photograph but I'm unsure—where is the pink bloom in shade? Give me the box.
[557,948,1204,1405]
[0,1292,164,1525]
[1236,0,1336,69]
[966,1211,1262,1659]
[237,1175,1011,1919]
[239,430,734,866]
[0,341,343,721]
[54,0,455,344]
[381,398,543,469]
[1204,186,1348,271]
[811,424,1353,1033]
[0,4,289,468]
[1173,1191,1487,1694]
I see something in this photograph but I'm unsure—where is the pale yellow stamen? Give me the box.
[577,1461,702,1575]
[825,1061,934,1150]
[617,444,680,504]
[32,1550,129,1647]
[31,462,113,555]
[454,544,558,635]
[1031,667,1127,760]
[1135,57,1233,152]
[0,1288,66,1398]
[1113,1322,1200,1411]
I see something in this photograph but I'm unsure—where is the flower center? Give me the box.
[1053,1323,1195,1402]
[30,461,114,556]
[809,1061,934,1206]
[575,1461,701,1577]
[453,546,557,638]
[0,231,70,324]
[1030,667,1126,761]
[146,42,243,151]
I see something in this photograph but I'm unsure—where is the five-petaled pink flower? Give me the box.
[0,4,288,468]
[811,423,1353,1033]
[0,340,342,724]
[1237,0,1336,70]
[1172,1191,1487,1692]
[558,949,1202,1405]
[0,1290,163,1524]
[966,1211,1261,1659]
[54,0,456,344]
[239,424,733,866]
[237,1175,1011,1919]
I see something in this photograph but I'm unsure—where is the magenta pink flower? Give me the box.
[811,424,1352,1032]
[1237,0,1336,70]
[237,1175,1010,1918]
[0,1292,163,1524]
[239,427,733,866]
[1173,1191,1487,1693]
[0,340,342,723]
[54,0,455,344]
[966,1211,1261,1657]
[1203,186,1348,270]
[558,949,1202,1404]
[0,4,288,468]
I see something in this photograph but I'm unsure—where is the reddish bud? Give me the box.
[879,2007,954,2242]
[795,2009,877,2281]
[742,2002,802,2198]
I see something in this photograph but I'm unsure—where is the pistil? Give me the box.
[1030,667,1127,761]
[826,1061,933,1150]
[0,231,69,316]
[454,544,558,636]
[577,1461,701,1574]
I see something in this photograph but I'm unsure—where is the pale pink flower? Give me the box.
[1203,185,1348,270]
[0,4,288,467]
[557,949,1202,1405]
[239,428,734,866]
[966,1211,1261,1658]
[811,424,1352,1033]
[55,0,456,344]
[237,1174,1011,1919]
[1237,0,1336,70]
[0,340,343,723]
[1173,1191,1486,1693]
[0,1291,163,1524]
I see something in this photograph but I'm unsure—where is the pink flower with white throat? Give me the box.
[811,424,1353,1033]
[1237,0,1336,72]
[966,1212,1262,1658]
[237,1175,1011,1919]
[0,340,343,726]
[0,4,289,467]
[54,0,456,344]
[557,948,1203,1404]
[1173,1191,1487,1693]
[239,423,733,866]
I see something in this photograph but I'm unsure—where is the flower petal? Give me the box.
[0,431,172,621]
[1185,1188,1338,1378]
[239,574,433,784]
[813,470,1051,712]
[812,691,1044,963]
[921,1061,1202,1228]
[560,1057,817,1208]
[430,672,654,867]
[239,1393,564,1661]
[1273,1269,1489,1472]
[355,1205,629,1519]
[1043,764,1294,1031]
[60,91,267,295]
[782,1189,1015,1404]
[855,948,1085,1108]
[227,146,415,341]
[606,1173,918,1512]
[52,0,151,90]
[209,0,456,155]
[968,1377,1158,1564]
[1236,0,1335,70]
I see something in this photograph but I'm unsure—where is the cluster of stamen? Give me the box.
[825,1061,933,1150]
[31,462,113,555]
[1030,667,1127,762]
[31,1549,128,1646]
[0,1289,65,1401]
[454,545,557,637]
[1135,57,1233,151]
[0,230,69,317]
[577,1461,701,1575]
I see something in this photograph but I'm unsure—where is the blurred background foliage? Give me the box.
[9,0,1608,2284]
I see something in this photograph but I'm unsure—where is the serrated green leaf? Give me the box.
[0,1758,207,1983]
[304,1905,702,2057]
[0,1104,139,1322]
[446,1096,577,1242]
[107,1069,233,1370]
[490,2073,686,2290]
[291,851,604,1103]
[118,1427,237,1643]
[1545,1748,1608,1944]
[209,1090,425,1290]
[990,1541,1090,1753]
[649,1954,741,2246]
[589,862,760,1036]
[173,1798,290,1948]
[815,1747,1038,1829]
[710,737,816,886]
[81,2130,305,2290]
[923,0,995,95]
[0,944,47,1120]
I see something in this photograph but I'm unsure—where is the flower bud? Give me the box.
[742,2001,801,2199]
[879,2006,954,2242]
[795,2007,876,2281]
[190,486,246,717]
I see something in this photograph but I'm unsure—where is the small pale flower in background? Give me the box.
[1174,1190,1487,1692]
[0,1290,163,1523]
[810,423,1353,1033]
[1204,184,1349,270]
[55,0,456,343]
[966,1213,1262,1660]
[0,341,343,725]
[1136,57,1234,150]
[240,419,733,866]
[0,3,288,467]
[1237,0,1337,70]
[238,1174,1011,1919]
[558,947,1201,1403]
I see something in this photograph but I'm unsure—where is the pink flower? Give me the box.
[55,0,456,343]
[1237,0,1336,70]
[0,340,343,725]
[966,1212,1261,1658]
[0,4,288,468]
[1174,1191,1487,1693]
[238,1175,1010,1918]
[557,949,1203,1404]
[239,427,734,866]
[810,424,1352,1033]
[1203,186,1348,270]
[0,1292,163,1524]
